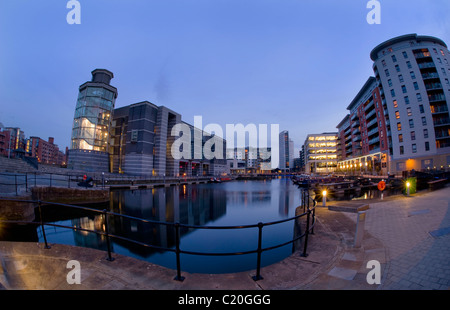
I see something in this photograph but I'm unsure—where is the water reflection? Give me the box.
[37,179,303,274]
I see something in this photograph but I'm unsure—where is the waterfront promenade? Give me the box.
[1,186,449,290]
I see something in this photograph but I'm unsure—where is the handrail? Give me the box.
[0,194,317,282]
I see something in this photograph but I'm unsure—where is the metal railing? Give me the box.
[0,194,317,282]
[0,171,216,196]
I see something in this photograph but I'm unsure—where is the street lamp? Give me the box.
[406,181,411,196]
[322,190,327,207]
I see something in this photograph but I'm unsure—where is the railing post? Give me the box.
[38,200,51,249]
[103,209,115,261]
[173,222,185,281]
[301,208,310,258]
[252,222,264,281]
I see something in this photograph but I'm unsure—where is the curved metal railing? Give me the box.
[0,193,316,282]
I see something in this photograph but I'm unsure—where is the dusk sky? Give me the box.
[1,0,450,155]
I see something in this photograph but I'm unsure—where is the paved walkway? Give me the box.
[1,186,449,290]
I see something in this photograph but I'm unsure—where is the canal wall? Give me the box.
[0,194,35,222]
[31,187,109,204]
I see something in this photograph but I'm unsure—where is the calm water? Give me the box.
[35,178,305,274]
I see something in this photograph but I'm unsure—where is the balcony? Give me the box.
[365,109,376,120]
[368,136,380,145]
[367,127,379,137]
[414,51,432,59]
[366,118,378,129]
[428,94,446,103]
[418,62,436,69]
[433,118,450,127]
[431,106,449,114]
[425,83,443,91]
[422,72,440,80]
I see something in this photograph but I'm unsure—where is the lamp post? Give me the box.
[406,181,410,196]
[322,190,327,207]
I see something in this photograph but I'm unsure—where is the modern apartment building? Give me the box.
[28,137,66,165]
[68,69,118,172]
[304,133,338,175]
[372,34,450,173]
[337,34,450,175]
[336,77,389,175]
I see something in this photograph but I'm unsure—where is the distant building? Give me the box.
[279,131,294,171]
[29,137,66,166]
[304,133,338,175]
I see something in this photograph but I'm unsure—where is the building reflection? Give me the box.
[70,184,227,258]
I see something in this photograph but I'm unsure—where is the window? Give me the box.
[416,93,422,102]
[403,51,408,59]
[442,68,447,76]
[424,129,429,138]
[438,58,442,64]
[410,71,416,79]
[407,61,412,69]
[445,78,449,85]
[400,145,404,155]
[412,144,417,153]
[385,69,390,77]
[395,111,400,119]
[419,104,424,113]
[393,100,398,108]
[411,131,416,140]
[425,141,430,151]
[413,82,419,90]
[422,116,427,126]
[409,119,414,128]
[402,85,407,93]
[398,134,403,142]
[397,122,402,131]
[392,55,397,62]
[399,75,404,83]
[407,107,412,116]
[391,89,396,97]
[382,59,387,67]
[404,96,410,104]
[395,65,401,72]
[441,49,445,56]
[388,79,393,87]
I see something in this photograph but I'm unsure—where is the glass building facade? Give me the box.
[71,69,118,152]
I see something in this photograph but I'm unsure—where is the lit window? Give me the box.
[397,122,402,131]
[395,111,400,119]
[393,100,398,108]
[398,134,403,143]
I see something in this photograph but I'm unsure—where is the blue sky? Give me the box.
[1,0,450,154]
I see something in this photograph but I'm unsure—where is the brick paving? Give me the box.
[342,186,450,290]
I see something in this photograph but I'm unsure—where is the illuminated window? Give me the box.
[393,100,398,108]
[395,111,400,119]
[397,122,402,131]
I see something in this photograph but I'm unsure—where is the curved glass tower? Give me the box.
[68,69,118,172]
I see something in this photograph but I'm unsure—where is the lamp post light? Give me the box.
[322,190,327,207]
[406,181,411,196]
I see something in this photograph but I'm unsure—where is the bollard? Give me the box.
[406,182,410,196]
[322,190,327,207]
[354,211,366,248]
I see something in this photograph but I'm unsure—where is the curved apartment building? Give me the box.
[337,34,450,175]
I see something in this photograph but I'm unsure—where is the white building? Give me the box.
[371,34,450,172]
